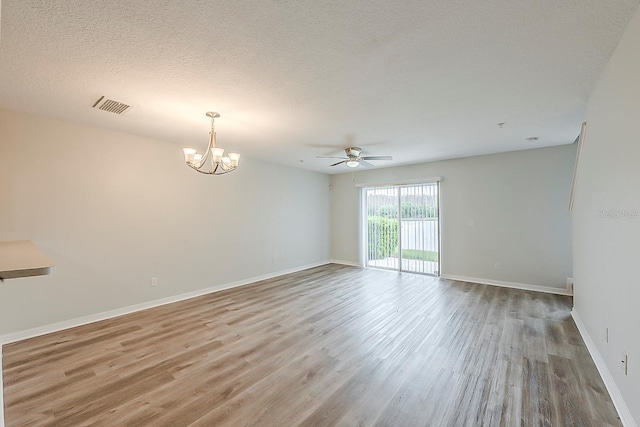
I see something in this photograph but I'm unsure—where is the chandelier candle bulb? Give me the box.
[211,147,224,163]
[183,148,197,164]
[229,152,240,167]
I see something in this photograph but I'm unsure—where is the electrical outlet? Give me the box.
[151,277,158,287]
[494,263,501,270]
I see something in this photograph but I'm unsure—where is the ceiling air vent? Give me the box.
[92,96,131,114]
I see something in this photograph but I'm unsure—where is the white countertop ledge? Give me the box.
[0,240,55,281]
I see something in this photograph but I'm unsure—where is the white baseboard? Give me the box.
[0,260,331,346]
[571,309,637,427]
[440,274,573,296]
[328,259,362,267]
[566,277,574,292]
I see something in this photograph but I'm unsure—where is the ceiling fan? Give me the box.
[317,147,392,168]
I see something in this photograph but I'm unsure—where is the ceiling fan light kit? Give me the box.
[317,146,393,168]
[183,112,240,175]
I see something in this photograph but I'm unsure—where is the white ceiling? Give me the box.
[1,0,638,173]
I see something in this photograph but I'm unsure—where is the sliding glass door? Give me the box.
[364,183,439,275]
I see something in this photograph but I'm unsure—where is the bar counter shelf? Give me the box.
[0,240,55,281]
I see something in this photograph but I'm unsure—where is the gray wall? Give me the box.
[330,144,576,289]
[0,108,331,335]
[573,6,640,423]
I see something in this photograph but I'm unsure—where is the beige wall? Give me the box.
[330,144,576,289]
[0,108,331,335]
[573,6,640,424]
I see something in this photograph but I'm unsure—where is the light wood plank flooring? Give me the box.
[3,264,621,426]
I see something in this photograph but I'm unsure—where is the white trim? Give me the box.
[329,259,362,267]
[355,176,443,188]
[571,309,637,427]
[569,121,587,212]
[440,274,573,296]
[0,260,330,346]
[566,277,574,292]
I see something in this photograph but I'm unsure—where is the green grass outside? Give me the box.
[393,249,439,262]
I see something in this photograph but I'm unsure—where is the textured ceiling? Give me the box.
[0,0,638,173]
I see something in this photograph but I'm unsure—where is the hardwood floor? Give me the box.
[3,264,621,426]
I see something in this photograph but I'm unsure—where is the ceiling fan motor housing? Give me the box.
[345,147,362,157]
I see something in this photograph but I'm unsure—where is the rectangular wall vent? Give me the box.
[92,96,131,114]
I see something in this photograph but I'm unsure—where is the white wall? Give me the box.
[573,6,640,425]
[0,108,330,336]
[330,144,576,290]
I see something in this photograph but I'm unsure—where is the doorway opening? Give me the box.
[363,183,440,275]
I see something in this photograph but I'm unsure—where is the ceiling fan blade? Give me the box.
[362,156,392,160]
[316,156,348,159]
[330,160,347,167]
[360,160,374,167]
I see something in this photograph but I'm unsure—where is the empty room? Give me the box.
[1,1,639,426]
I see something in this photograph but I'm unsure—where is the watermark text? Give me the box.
[599,209,639,218]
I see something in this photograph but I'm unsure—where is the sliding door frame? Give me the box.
[360,180,441,276]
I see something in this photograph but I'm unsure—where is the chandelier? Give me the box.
[182,112,240,175]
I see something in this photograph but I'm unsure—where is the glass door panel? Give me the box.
[365,187,399,270]
[399,184,439,275]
